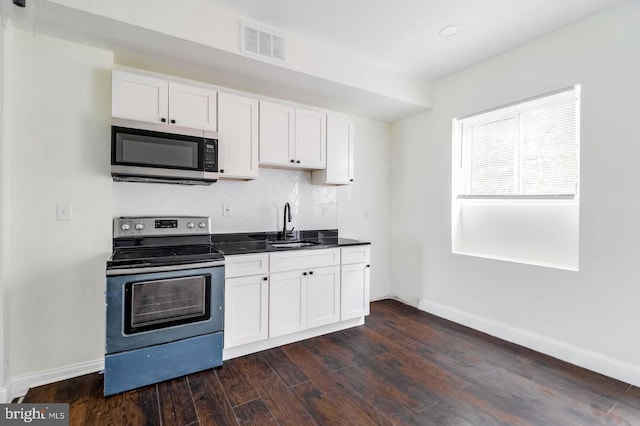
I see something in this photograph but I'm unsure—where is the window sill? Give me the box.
[452,249,579,272]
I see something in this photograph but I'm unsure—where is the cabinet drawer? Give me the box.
[270,248,340,273]
[341,245,370,265]
[225,254,269,278]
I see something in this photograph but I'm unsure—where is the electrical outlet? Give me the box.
[56,201,72,221]
[223,203,232,217]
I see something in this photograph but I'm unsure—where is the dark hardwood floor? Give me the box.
[22,299,640,425]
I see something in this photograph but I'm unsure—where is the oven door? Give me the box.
[106,264,224,354]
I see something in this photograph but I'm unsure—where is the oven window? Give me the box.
[124,275,211,334]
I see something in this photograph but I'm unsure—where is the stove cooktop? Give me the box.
[108,216,224,270]
[108,244,224,269]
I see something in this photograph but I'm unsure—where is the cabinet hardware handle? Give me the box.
[220,169,225,173]
[161,118,166,123]
[303,272,307,276]
[170,119,176,124]
[366,265,370,268]
[290,159,295,163]
[263,277,268,281]
[350,179,354,182]
[296,160,301,164]
[309,271,314,275]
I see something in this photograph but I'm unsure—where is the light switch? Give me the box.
[56,201,72,221]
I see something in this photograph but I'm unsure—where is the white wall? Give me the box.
[390,0,640,384]
[455,202,579,270]
[0,23,9,403]
[6,30,113,391]
[113,169,338,233]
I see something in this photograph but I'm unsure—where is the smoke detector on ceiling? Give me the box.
[240,22,287,64]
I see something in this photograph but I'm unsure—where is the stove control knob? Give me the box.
[121,223,130,231]
[135,223,145,231]
[187,222,195,229]
[198,222,206,229]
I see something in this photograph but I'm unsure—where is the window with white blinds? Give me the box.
[456,86,580,199]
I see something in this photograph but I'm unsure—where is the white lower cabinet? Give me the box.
[269,270,307,337]
[225,275,269,347]
[270,265,341,337]
[307,266,341,328]
[224,254,269,348]
[224,246,370,357]
[341,245,371,320]
[341,263,370,320]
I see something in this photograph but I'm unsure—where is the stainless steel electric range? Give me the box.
[104,216,225,396]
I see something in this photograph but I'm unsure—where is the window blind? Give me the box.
[458,87,579,198]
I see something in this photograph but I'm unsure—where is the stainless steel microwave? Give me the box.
[111,118,219,185]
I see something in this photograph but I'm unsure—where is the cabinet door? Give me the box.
[295,108,326,169]
[326,115,354,184]
[168,82,217,131]
[269,270,307,338]
[259,101,295,166]
[307,266,341,329]
[341,263,370,320]
[112,70,168,124]
[218,93,259,179]
[225,275,269,348]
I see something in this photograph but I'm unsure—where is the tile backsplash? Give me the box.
[112,168,338,233]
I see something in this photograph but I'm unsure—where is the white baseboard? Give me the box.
[418,298,640,387]
[8,359,104,401]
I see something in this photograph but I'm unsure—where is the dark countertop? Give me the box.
[211,229,370,256]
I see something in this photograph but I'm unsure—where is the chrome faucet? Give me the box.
[282,202,293,240]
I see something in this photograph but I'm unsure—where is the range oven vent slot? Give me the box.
[241,22,287,64]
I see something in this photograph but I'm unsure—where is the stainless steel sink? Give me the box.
[269,240,320,248]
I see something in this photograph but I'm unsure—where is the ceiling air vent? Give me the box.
[241,22,287,64]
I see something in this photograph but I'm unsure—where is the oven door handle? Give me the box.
[107,260,225,276]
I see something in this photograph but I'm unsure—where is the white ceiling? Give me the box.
[1,0,625,121]
[211,0,623,80]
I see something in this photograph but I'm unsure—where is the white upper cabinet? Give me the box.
[259,101,295,166]
[113,69,354,182]
[217,93,259,179]
[168,82,217,131]
[259,102,326,169]
[112,71,168,124]
[294,108,326,168]
[312,115,354,185]
[112,70,217,131]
